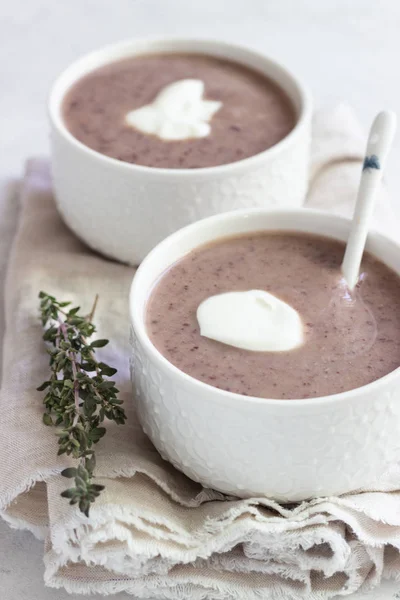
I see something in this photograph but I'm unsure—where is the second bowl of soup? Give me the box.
[49,38,312,264]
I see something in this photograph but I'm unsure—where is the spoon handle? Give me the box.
[342,110,397,290]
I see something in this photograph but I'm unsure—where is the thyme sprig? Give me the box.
[37,291,126,516]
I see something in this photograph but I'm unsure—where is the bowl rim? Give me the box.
[48,35,313,178]
[130,207,400,407]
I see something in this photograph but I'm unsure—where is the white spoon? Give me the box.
[341,110,397,290]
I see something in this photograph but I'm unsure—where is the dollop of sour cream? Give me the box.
[197,290,304,352]
[125,79,222,141]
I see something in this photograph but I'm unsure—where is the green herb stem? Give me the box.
[37,291,126,516]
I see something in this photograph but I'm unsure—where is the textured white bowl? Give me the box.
[49,37,312,265]
[130,208,400,502]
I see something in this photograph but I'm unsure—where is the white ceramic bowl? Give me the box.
[130,208,400,502]
[49,37,312,265]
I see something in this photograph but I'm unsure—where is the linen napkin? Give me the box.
[1,106,400,599]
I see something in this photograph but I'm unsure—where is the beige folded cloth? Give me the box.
[1,106,400,599]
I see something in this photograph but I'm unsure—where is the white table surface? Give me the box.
[1,0,400,598]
